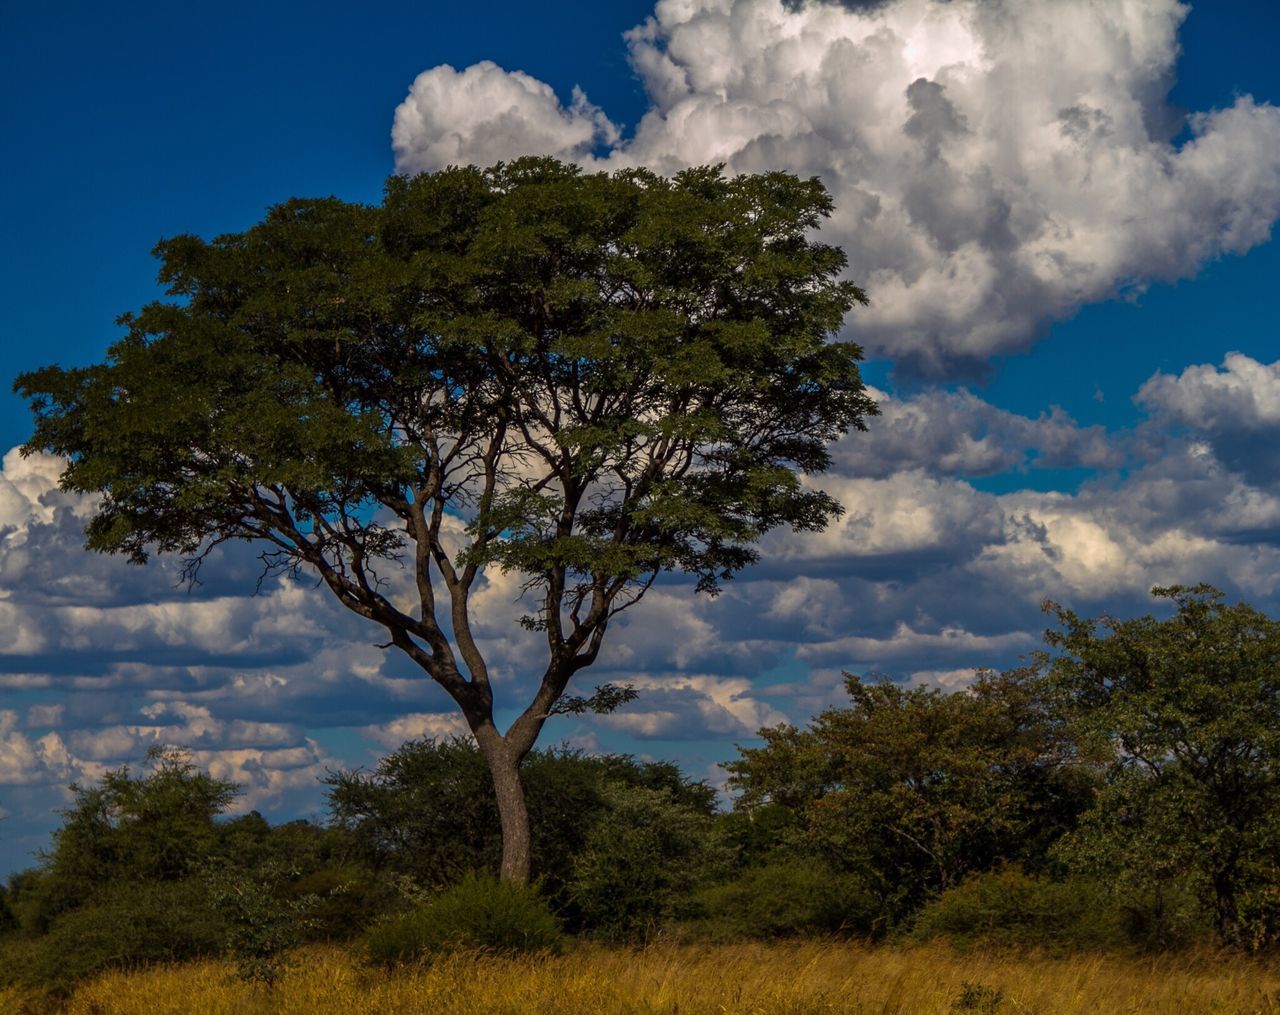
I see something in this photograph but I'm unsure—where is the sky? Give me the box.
[2,0,1279,878]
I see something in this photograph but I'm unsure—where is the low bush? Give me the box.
[364,875,562,964]
[203,859,318,985]
[11,880,225,994]
[911,867,1206,952]
[694,862,879,939]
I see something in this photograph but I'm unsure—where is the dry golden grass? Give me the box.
[5,940,1279,1014]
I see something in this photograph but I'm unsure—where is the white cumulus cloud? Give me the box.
[393,61,619,172]
[391,0,1280,376]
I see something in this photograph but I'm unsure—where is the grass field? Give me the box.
[3,941,1279,1014]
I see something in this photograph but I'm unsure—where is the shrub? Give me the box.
[364,875,562,964]
[694,862,879,940]
[567,782,720,940]
[14,880,225,993]
[291,864,385,940]
[326,738,716,908]
[203,859,318,985]
[911,867,1206,952]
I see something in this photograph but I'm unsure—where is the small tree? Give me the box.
[31,745,238,928]
[1045,585,1280,950]
[17,158,874,881]
[725,668,1088,923]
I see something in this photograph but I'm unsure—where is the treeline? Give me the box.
[2,584,1278,995]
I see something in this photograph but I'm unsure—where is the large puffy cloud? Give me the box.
[392,0,1280,377]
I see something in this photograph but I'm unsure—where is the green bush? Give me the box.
[568,782,720,940]
[693,862,879,939]
[326,737,716,913]
[203,859,318,985]
[291,863,385,940]
[364,875,562,964]
[13,880,225,993]
[911,867,1205,952]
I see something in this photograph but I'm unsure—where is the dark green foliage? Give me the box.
[211,814,378,940]
[566,782,721,940]
[290,864,385,941]
[26,745,238,932]
[363,875,562,963]
[1045,585,1280,950]
[10,880,225,995]
[913,868,1121,952]
[0,886,16,935]
[202,859,318,985]
[711,802,805,868]
[912,868,1208,953]
[693,862,878,940]
[725,667,1091,926]
[326,737,716,913]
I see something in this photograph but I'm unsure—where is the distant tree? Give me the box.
[1045,585,1280,950]
[29,745,238,929]
[16,157,873,881]
[725,668,1090,924]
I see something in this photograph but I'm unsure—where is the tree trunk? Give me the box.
[477,733,532,883]
[1213,870,1245,950]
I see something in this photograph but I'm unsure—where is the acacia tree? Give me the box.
[725,668,1088,922]
[1045,585,1280,950]
[16,158,875,881]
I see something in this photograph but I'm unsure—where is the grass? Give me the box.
[4,940,1279,1014]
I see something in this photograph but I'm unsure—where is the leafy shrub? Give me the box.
[327,737,716,910]
[911,867,1206,952]
[24,746,238,933]
[203,859,317,985]
[568,782,720,940]
[364,875,562,964]
[291,863,385,940]
[693,862,879,939]
[15,880,225,993]
[912,868,1118,950]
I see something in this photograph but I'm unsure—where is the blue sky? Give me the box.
[2,0,1279,878]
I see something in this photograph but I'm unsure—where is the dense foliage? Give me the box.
[724,667,1092,926]
[364,875,563,964]
[1045,584,1280,951]
[326,737,717,927]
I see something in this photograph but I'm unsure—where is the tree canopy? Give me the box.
[16,157,874,879]
[724,668,1090,924]
[1045,585,1280,950]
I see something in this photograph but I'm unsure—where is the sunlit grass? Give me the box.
[5,940,1279,1014]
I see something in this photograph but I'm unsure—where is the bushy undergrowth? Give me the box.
[364,875,563,964]
[1,880,224,995]
[694,861,879,939]
[567,783,720,940]
[911,867,1207,952]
